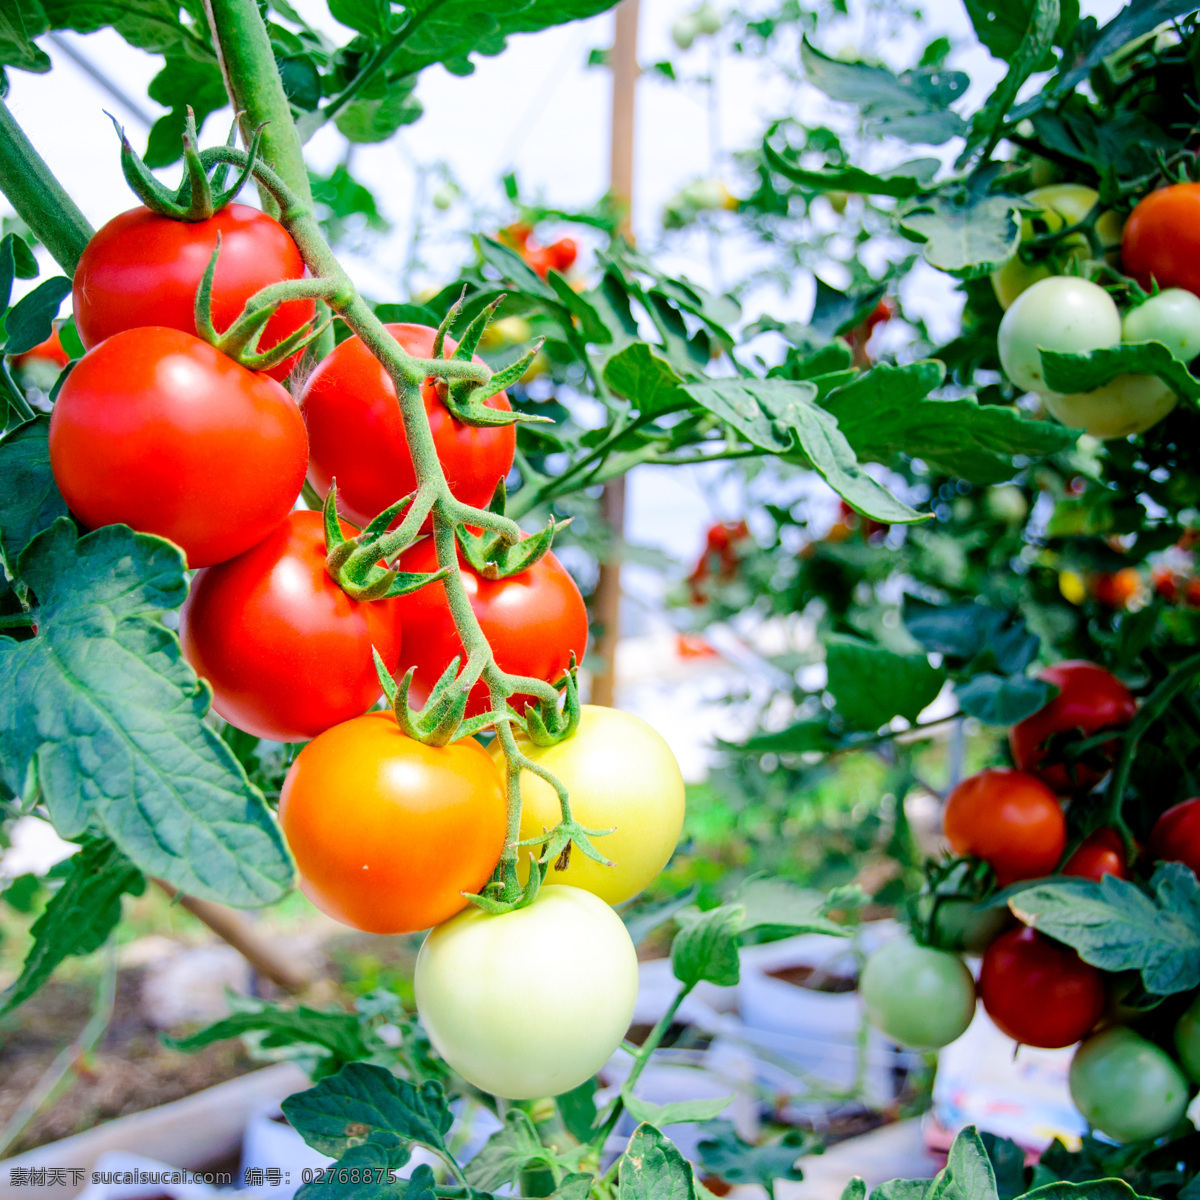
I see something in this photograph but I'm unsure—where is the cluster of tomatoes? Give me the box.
[993,181,1200,440]
[861,661,1200,1144]
[38,192,691,1100]
[498,222,578,280]
[687,519,752,603]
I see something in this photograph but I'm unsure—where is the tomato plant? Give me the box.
[48,326,308,567]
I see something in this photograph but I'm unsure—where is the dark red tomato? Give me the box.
[11,325,69,369]
[547,238,578,272]
[1089,568,1140,609]
[73,204,314,382]
[391,536,588,719]
[180,510,403,742]
[1063,828,1128,880]
[48,327,307,568]
[1009,661,1137,794]
[1153,567,1180,604]
[1122,183,1200,299]
[979,926,1106,1048]
[300,323,516,528]
[943,768,1066,887]
[1149,797,1200,876]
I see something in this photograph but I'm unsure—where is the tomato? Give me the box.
[493,705,686,906]
[1149,796,1200,876]
[1009,661,1137,794]
[1122,183,1200,299]
[979,926,1105,1048]
[391,536,588,720]
[1089,568,1141,608]
[943,769,1066,887]
[1174,992,1200,1082]
[1069,1027,1189,1143]
[998,276,1122,395]
[1153,567,1180,603]
[414,885,638,1098]
[1063,828,1129,880]
[300,323,515,528]
[72,204,314,382]
[859,936,976,1049]
[929,897,1012,955]
[1122,288,1200,362]
[48,327,307,568]
[278,712,505,933]
[1041,373,1177,440]
[991,185,1122,310]
[984,484,1028,525]
[180,511,403,743]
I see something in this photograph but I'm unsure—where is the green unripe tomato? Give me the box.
[1042,374,1176,440]
[431,183,457,211]
[671,14,698,49]
[1069,1027,1189,1143]
[693,3,721,34]
[998,276,1121,394]
[1174,992,1200,1082]
[929,897,1013,955]
[859,936,976,1050]
[984,484,1029,525]
[1122,288,1200,362]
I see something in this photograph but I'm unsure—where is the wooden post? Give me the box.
[592,0,639,707]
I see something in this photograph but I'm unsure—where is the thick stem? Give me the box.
[0,100,94,274]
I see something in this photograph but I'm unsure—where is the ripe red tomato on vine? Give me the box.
[1122,183,1200,299]
[299,322,516,528]
[688,520,750,603]
[10,325,69,370]
[72,203,314,382]
[1063,828,1128,881]
[1149,797,1200,877]
[1089,568,1140,609]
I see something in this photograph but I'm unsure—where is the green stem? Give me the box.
[0,100,94,274]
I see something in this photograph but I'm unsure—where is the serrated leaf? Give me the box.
[328,0,389,36]
[0,520,293,906]
[672,904,744,988]
[0,416,68,577]
[900,190,1021,278]
[619,1124,696,1200]
[697,1121,812,1191]
[604,343,691,415]
[335,82,423,143]
[1,837,143,1015]
[3,275,72,356]
[143,56,228,167]
[1009,864,1200,995]
[825,635,945,731]
[465,1108,551,1189]
[0,2,51,72]
[1040,342,1200,405]
[764,143,939,198]
[956,674,1055,725]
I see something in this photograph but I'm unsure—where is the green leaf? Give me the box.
[0,520,293,906]
[840,1181,868,1200]
[335,81,423,143]
[822,363,1075,485]
[672,904,745,989]
[465,1108,552,1190]
[825,635,945,732]
[618,1124,696,1200]
[899,189,1021,278]
[1,837,143,1015]
[955,674,1055,725]
[1009,864,1200,995]
[3,275,72,356]
[35,0,204,59]
[733,876,849,939]
[1040,342,1200,405]
[0,232,37,316]
[281,1062,453,1161]
[902,597,1041,675]
[552,1175,595,1200]
[556,1078,599,1144]
[1024,1183,1157,1200]
[698,1121,811,1192]
[328,0,389,36]
[933,1127,999,1200]
[980,1133,1025,1200]
[0,2,51,72]
[963,0,1077,58]
[603,343,691,415]
[732,720,837,755]
[764,143,939,198]
[682,378,925,524]
[0,416,68,577]
[872,1184,931,1200]
[623,1092,734,1128]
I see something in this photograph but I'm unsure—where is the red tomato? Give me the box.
[1122,183,1200,299]
[1185,578,1200,608]
[1153,567,1180,604]
[48,327,307,568]
[299,323,515,528]
[1089,568,1140,609]
[72,204,314,382]
[278,712,506,933]
[1063,828,1128,880]
[1149,797,1200,876]
[979,926,1106,1048]
[1009,661,1137,794]
[391,536,588,720]
[943,769,1066,886]
[547,238,578,272]
[11,325,69,369]
[180,510,403,742]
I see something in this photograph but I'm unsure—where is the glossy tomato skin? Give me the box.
[979,926,1106,1048]
[180,510,403,742]
[496,705,686,905]
[48,327,308,568]
[1063,828,1128,881]
[1010,661,1137,794]
[859,937,976,1049]
[392,537,588,719]
[1069,1027,1189,1143]
[943,768,1066,887]
[278,712,506,933]
[1149,797,1200,876]
[415,886,639,1098]
[73,204,313,382]
[1122,183,1200,298]
[299,323,515,528]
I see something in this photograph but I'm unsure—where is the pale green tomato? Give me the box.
[859,936,976,1050]
[671,14,697,48]
[998,276,1121,394]
[984,484,1029,525]
[1069,1027,1189,1143]
[693,3,721,34]
[1122,288,1200,362]
[414,886,638,1099]
[1042,374,1176,439]
[1174,992,1200,1081]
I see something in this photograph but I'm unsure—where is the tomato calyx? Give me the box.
[906,856,1000,952]
[522,654,583,747]
[455,481,568,581]
[466,850,548,915]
